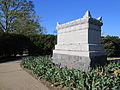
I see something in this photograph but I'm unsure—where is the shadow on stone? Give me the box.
[90,55,107,69]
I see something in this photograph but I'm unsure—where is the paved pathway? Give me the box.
[0,60,49,90]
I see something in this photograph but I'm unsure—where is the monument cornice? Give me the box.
[57,18,102,30]
[56,18,88,30]
[89,18,103,26]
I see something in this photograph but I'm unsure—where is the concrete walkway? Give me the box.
[0,60,49,90]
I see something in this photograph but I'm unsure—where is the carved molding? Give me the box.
[58,28,101,34]
[57,18,102,30]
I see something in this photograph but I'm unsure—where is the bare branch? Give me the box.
[0,21,6,32]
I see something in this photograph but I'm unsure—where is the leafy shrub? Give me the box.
[0,33,56,57]
[27,34,56,55]
[0,33,30,56]
[21,56,120,90]
[102,36,120,57]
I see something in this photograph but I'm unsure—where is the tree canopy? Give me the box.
[0,0,45,34]
[102,35,120,57]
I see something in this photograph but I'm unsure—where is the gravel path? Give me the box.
[0,60,49,90]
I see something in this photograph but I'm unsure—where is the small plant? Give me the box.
[21,56,120,90]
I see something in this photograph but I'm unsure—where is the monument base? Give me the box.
[53,53,107,72]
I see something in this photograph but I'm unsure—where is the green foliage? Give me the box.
[21,56,120,90]
[0,33,56,56]
[27,34,56,55]
[102,35,120,57]
[0,32,30,56]
[0,0,44,34]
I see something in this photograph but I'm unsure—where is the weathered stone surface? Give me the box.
[53,53,107,72]
[53,11,107,72]
[53,53,91,72]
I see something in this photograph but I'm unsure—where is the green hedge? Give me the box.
[0,33,30,56]
[27,34,56,55]
[0,33,56,57]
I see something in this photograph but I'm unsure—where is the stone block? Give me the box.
[53,53,107,72]
[53,11,107,72]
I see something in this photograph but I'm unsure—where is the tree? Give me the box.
[0,0,44,34]
[0,27,3,32]
[11,16,45,34]
[102,36,120,57]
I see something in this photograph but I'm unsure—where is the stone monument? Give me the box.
[53,11,107,72]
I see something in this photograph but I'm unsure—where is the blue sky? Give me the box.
[32,0,120,37]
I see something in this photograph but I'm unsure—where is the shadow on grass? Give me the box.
[0,56,28,63]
